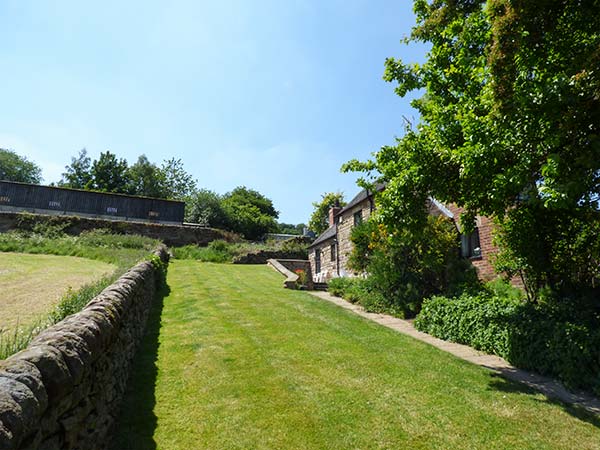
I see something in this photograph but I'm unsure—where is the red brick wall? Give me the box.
[446,205,497,282]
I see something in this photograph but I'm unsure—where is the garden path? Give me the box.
[309,290,600,415]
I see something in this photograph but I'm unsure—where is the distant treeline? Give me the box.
[0,148,305,240]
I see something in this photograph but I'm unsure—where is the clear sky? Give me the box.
[0,0,427,224]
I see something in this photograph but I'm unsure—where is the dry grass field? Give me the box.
[0,252,115,334]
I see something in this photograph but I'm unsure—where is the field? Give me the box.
[0,252,115,334]
[114,261,600,450]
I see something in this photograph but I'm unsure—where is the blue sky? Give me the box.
[0,0,427,224]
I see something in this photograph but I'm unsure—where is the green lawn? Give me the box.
[0,252,114,333]
[114,261,600,450]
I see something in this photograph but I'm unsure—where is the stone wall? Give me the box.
[232,249,308,264]
[0,211,235,247]
[336,200,373,277]
[0,245,169,450]
[267,259,313,289]
[309,239,337,282]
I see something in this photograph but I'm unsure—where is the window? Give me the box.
[461,228,482,259]
[315,248,321,273]
[353,210,363,227]
[330,243,336,261]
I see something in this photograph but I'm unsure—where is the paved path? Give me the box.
[309,290,600,416]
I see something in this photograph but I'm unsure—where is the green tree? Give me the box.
[221,186,279,240]
[60,148,92,189]
[185,189,229,228]
[308,192,346,235]
[344,1,600,297]
[277,222,305,235]
[160,158,197,200]
[89,151,130,193]
[0,149,42,184]
[128,154,167,198]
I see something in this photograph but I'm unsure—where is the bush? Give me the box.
[415,290,600,395]
[328,277,354,297]
[348,215,479,318]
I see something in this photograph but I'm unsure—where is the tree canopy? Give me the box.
[344,1,600,296]
[221,187,279,240]
[308,192,346,235]
[0,149,42,184]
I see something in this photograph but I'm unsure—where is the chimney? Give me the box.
[328,205,342,227]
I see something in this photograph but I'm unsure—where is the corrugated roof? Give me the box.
[308,224,337,248]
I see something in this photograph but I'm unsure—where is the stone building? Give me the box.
[308,186,498,283]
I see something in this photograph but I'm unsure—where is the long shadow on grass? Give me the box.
[487,372,600,429]
[110,283,170,450]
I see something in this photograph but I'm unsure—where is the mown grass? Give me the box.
[114,262,600,450]
[0,252,114,331]
[0,229,160,359]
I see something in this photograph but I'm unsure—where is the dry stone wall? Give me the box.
[0,211,235,247]
[0,245,169,450]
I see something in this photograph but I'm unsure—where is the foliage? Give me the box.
[221,186,279,240]
[0,148,42,184]
[127,154,168,198]
[172,240,236,263]
[60,148,92,189]
[294,269,307,288]
[60,150,198,200]
[277,222,305,235]
[493,204,600,302]
[0,227,158,268]
[415,289,600,395]
[160,157,197,200]
[279,238,309,259]
[348,215,478,317]
[308,192,346,235]
[89,151,130,193]
[343,1,600,296]
[184,189,229,228]
[172,238,308,263]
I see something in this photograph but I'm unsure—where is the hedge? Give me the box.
[415,293,600,395]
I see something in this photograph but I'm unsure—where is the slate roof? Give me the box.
[337,182,386,216]
[308,224,337,248]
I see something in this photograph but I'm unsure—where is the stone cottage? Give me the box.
[308,186,498,283]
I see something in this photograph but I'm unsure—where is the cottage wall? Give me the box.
[308,239,337,282]
[446,205,497,281]
[336,200,372,277]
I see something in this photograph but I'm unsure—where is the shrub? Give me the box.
[348,215,479,318]
[327,277,354,297]
[415,291,600,395]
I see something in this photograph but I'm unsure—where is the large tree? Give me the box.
[89,151,130,193]
[128,154,167,198]
[0,149,42,184]
[60,148,92,189]
[161,157,197,200]
[344,1,600,296]
[184,189,229,228]
[221,186,279,240]
[308,192,346,235]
